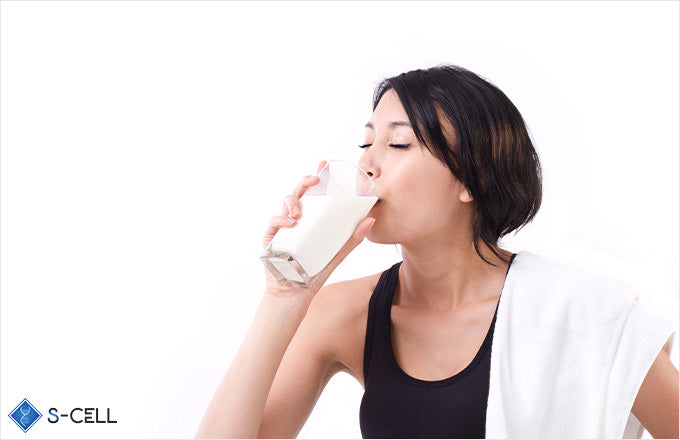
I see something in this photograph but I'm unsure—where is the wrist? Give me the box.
[262,288,314,319]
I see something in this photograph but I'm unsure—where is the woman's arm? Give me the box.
[631,348,679,439]
[194,292,313,438]
[195,159,374,438]
[256,282,353,438]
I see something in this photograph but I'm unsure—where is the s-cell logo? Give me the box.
[8,398,42,433]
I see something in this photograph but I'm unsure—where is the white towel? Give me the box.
[486,251,676,439]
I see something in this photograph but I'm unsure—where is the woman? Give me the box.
[196,65,678,439]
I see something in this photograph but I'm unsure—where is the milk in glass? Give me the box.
[268,193,378,277]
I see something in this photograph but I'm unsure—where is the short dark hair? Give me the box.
[373,64,542,267]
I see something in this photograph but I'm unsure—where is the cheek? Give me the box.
[367,199,440,245]
[368,160,460,235]
[386,162,428,200]
[393,183,461,228]
[396,166,455,211]
[404,193,451,223]
[378,192,442,229]
[366,192,462,244]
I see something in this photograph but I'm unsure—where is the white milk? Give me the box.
[268,194,378,279]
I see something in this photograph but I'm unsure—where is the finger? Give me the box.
[287,162,325,204]
[281,195,300,218]
[271,214,297,229]
[263,215,298,245]
[355,216,376,238]
[291,174,320,199]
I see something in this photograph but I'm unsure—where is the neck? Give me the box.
[396,237,514,313]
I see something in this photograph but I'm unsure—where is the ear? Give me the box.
[458,187,474,203]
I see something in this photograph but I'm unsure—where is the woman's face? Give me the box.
[358,89,474,246]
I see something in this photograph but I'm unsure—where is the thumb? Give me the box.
[330,217,376,263]
[354,216,376,240]
[315,217,376,280]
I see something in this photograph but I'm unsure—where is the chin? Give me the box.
[364,227,396,245]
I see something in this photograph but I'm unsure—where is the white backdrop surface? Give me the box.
[1,1,678,439]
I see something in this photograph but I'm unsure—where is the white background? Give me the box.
[1,1,678,439]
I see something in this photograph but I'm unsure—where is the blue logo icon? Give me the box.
[9,398,42,433]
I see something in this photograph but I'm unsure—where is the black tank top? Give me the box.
[359,254,516,439]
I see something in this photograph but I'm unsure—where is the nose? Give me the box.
[357,148,382,198]
[358,159,377,179]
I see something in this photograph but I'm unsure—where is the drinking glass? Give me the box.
[260,160,380,288]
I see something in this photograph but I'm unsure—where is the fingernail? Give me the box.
[293,206,300,217]
[366,218,376,231]
[288,216,297,223]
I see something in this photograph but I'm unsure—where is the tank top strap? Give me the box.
[363,260,403,387]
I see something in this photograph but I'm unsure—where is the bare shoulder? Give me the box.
[308,270,384,388]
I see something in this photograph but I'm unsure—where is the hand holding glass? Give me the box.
[261,160,380,289]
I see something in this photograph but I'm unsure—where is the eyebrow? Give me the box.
[364,120,412,130]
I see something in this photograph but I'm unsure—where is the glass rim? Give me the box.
[316,159,379,198]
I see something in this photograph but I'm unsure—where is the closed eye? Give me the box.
[358,143,410,149]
